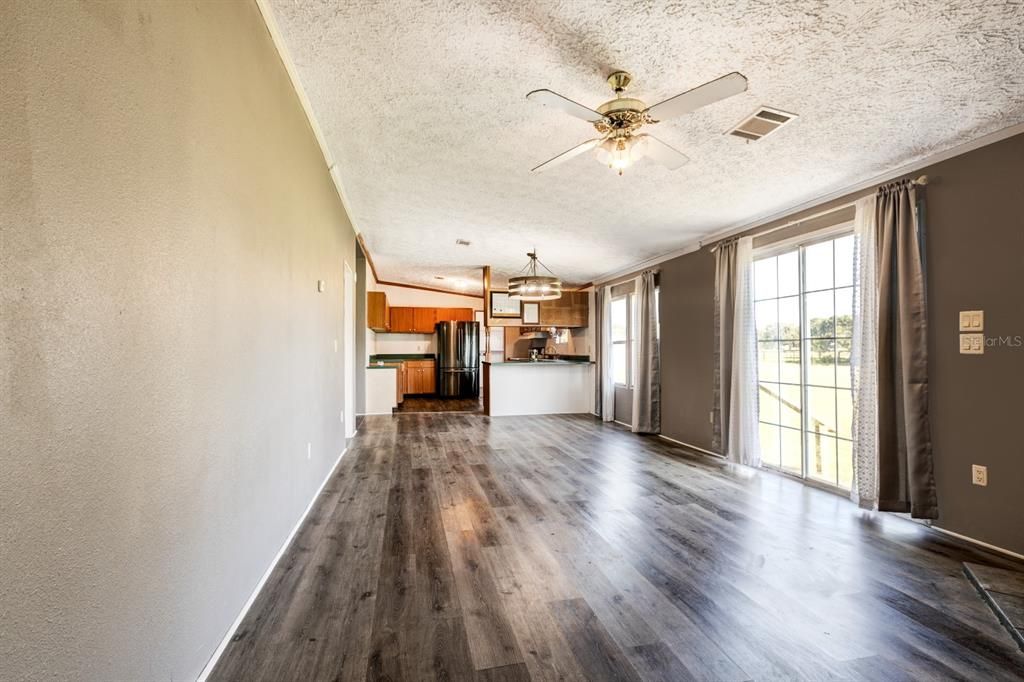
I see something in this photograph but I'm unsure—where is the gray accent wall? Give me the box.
[659,249,717,451]
[656,133,1024,554]
[1,1,357,679]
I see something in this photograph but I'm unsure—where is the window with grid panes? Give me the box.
[754,233,856,489]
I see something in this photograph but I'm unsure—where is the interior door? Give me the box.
[344,262,356,438]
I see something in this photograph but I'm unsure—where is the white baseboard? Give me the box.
[196,446,349,681]
[657,433,724,458]
[923,523,1024,562]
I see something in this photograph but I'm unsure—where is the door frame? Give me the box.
[344,261,357,438]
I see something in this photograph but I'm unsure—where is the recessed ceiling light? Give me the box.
[455,239,471,246]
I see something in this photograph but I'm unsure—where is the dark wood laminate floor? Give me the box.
[394,395,484,413]
[211,414,1024,681]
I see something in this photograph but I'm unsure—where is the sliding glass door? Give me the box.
[754,232,855,490]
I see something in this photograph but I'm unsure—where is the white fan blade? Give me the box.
[526,89,605,123]
[637,134,689,170]
[644,72,747,121]
[531,137,604,173]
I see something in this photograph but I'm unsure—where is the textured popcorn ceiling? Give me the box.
[269,0,1024,292]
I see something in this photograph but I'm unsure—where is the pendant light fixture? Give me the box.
[508,251,563,301]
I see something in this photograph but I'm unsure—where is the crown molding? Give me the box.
[255,0,362,239]
[591,243,702,288]
[374,279,485,300]
[594,121,1024,287]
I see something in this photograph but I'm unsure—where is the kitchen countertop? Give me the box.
[369,353,435,361]
[483,353,593,366]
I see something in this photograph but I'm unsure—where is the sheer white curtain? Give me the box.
[851,195,879,508]
[727,236,760,466]
[600,285,615,422]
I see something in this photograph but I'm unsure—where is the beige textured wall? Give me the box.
[1,1,356,679]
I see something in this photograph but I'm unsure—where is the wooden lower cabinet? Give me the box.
[402,359,436,395]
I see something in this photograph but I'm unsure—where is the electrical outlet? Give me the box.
[307,442,312,461]
[972,464,987,486]
[339,410,345,424]
[709,410,715,424]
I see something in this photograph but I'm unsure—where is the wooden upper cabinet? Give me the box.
[413,307,437,333]
[390,307,415,333]
[385,306,475,334]
[539,291,589,327]
[367,292,389,332]
[435,307,474,323]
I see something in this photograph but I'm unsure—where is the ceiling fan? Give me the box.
[526,70,747,175]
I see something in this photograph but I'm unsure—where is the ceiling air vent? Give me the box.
[728,106,797,142]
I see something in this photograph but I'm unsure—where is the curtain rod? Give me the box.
[706,175,929,252]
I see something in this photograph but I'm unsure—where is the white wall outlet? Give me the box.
[709,410,715,424]
[959,310,984,332]
[960,333,984,355]
[307,442,312,460]
[971,464,987,486]
[334,339,338,353]
[339,410,345,424]
[317,279,326,293]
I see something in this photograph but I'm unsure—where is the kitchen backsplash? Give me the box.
[507,327,587,358]
[372,333,436,356]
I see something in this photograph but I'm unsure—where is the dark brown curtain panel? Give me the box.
[875,180,938,518]
[632,270,661,434]
[712,240,738,453]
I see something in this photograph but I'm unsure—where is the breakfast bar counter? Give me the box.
[482,357,593,416]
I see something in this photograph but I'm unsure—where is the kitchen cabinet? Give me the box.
[389,307,415,333]
[413,307,437,333]
[436,307,474,322]
[388,306,474,333]
[539,291,589,327]
[367,292,389,332]
[403,359,436,394]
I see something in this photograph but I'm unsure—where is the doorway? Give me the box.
[344,261,356,438]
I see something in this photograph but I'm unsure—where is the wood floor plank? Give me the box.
[412,466,459,617]
[627,642,698,682]
[548,597,643,682]
[211,413,1024,681]
[447,528,525,670]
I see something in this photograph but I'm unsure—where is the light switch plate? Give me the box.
[959,310,983,331]
[972,464,987,486]
[960,333,984,355]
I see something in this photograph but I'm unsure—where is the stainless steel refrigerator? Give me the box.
[436,321,480,398]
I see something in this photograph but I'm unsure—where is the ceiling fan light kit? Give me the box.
[527,70,748,175]
[508,251,563,301]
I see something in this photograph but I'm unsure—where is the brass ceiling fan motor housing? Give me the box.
[594,71,654,136]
